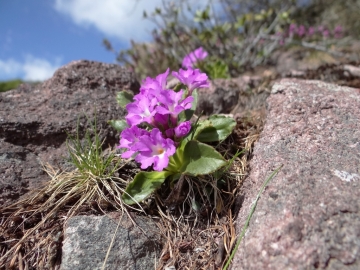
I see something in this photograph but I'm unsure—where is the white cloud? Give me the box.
[0,55,62,81]
[54,0,159,42]
[22,56,61,81]
[0,59,22,77]
[54,0,210,42]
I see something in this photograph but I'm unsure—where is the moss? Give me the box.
[0,79,23,92]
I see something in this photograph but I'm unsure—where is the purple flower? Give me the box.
[333,25,343,39]
[289,23,297,35]
[126,94,158,126]
[156,89,193,117]
[140,68,169,98]
[133,128,176,171]
[182,47,208,68]
[317,26,325,32]
[152,113,172,131]
[118,126,149,159]
[118,67,207,172]
[126,69,173,127]
[165,128,175,139]
[297,25,306,37]
[172,68,209,92]
[307,26,315,37]
[334,25,343,33]
[164,121,191,140]
[174,121,191,138]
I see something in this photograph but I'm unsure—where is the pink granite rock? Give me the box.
[0,60,140,206]
[232,79,360,269]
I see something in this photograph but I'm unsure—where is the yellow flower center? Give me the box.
[156,147,165,155]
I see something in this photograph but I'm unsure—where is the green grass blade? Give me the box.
[223,164,283,270]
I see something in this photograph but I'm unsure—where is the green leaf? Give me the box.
[193,119,212,139]
[281,11,289,19]
[166,147,184,173]
[203,59,230,79]
[221,22,231,33]
[155,7,162,14]
[173,83,184,92]
[235,16,246,28]
[108,119,128,132]
[195,115,236,142]
[122,171,173,205]
[116,90,134,108]
[177,113,204,148]
[181,140,227,176]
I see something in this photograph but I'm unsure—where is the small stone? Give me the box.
[61,213,162,270]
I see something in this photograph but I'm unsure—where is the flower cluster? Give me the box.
[289,24,343,39]
[172,68,209,93]
[277,24,344,45]
[118,67,209,171]
[182,47,208,69]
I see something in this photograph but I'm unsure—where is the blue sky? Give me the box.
[0,0,207,81]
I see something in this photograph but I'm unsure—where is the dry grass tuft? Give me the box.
[0,156,135,269]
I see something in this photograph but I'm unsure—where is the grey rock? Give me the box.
[343,64,360,78]
[232,79,360,269]
[0,140,45,205]
[61,213,162,270]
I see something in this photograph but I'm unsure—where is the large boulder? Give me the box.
[0,60,140,206]
[231,79,360,269]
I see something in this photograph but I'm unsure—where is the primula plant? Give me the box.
[181,47,230,79]
[110,67,236,205]
[182,47,208,68]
